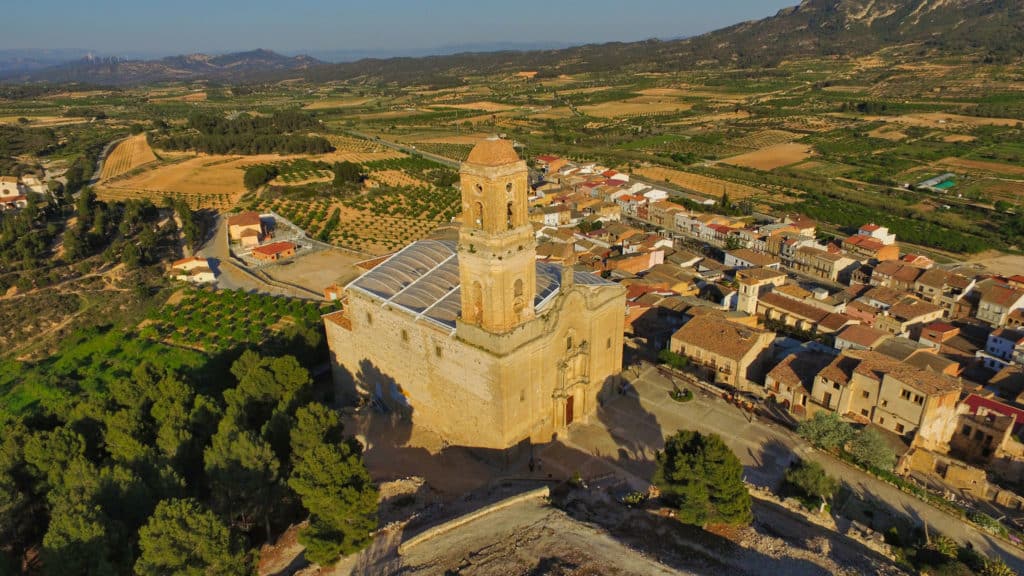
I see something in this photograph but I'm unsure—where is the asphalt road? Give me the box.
[344,129,460,169]
[544,362,1024,573]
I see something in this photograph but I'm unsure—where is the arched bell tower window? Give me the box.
[507,201,514,229]
[513,279,525,312]
[506,182,513,194]
[473,201,484,228]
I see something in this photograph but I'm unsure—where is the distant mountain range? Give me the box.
[0,49,320,85]
[2,0,1021,86]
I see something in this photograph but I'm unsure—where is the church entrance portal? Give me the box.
[565,395,574,425]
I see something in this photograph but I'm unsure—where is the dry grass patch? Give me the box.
[867,126,908,141]
[968,253,1024,276]
[941,134,976,143]
[862,112,1024,129]
[99,134,158,180]
[720,142,815,171]
[580,97,692,118]
[634,166,764,200]
[0,116,90,127]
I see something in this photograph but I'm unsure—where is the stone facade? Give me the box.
[325,139,626,450]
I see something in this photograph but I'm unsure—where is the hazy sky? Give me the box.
[3,0,798,56]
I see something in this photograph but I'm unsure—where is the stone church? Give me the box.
[324,138,626,450]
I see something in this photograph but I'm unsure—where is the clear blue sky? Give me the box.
[2,0,797,56]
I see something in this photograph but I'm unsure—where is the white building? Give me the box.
[0,176,28,210]
[857,223,896,246]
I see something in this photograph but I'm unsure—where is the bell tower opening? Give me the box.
[457,137,537,334]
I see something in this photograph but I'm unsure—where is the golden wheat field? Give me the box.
[99,134,158,180]
[720,143,815,171]
[635,166,765,200]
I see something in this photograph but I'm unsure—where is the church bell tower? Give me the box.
[457,137,537,333]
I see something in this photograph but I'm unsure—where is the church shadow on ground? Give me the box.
[326,360,916,575]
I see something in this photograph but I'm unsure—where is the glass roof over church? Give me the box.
[347,240,613,332]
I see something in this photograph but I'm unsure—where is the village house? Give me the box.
[251,241,296,262]
[647,201,686,229]
[170,257,216,284]
[951,394,1024,471]
[724,248,781,270]
[835,324,892,351]
[857,223,896,245]
[873,299,945,338]
[1006,309,1024,330]
[977,328,1024,372]
[842,234,900,262]
[735,267,787,314]
[228,211,267,247]
[914,268,975,318]
[811,350,961,444]
[919,321,961,349]
[766,351,836,415]
[756,292,856,335]
[782,213,817,237]
[976,280,1024,327]
[869,261,925,292]
[670,313,775,391]
[792,246,858,283]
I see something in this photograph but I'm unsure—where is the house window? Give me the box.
[879,417,885,425]
[895,423,905,434]
[606,337,611,349]
[962,425,972,436]
[861,391,870,399]
[401,329,409,343]
[881,400,888,408]
[861,409,869,417]
[832,382,840,390]
[901,389,912,401]
[913,394,924,406]
[974,430,984,441]
[435,345,442,358]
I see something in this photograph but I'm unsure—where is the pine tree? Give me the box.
[654,430,751,527]
[135,498,249,576]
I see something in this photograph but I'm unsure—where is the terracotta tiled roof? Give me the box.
[981,283,1024,307]
[228,211,261,227]
[821,350,960,395]
[252,241,295,256]
[727,248,779,267]
[759,292,828,322]
[672,314,771,362]
[837,324,891,348]
[888,300,942,321]
[768,352,834,394]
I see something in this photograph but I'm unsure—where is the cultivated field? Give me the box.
[444,101,518,112]
[99,134,158,180]
[581,97,692,118]
[720,142,815,171]
[935,157,1024,177]
[97,154,264,210]
[302,97,374,110]
[148,92,206,103]
[366,170,431,188]
[635,166,766,200]
[861,112,1024,129]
